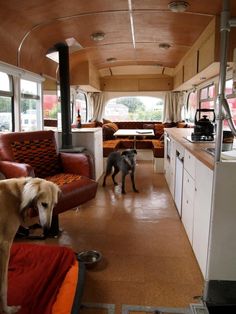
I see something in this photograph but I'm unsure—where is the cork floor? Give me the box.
[29,160,204,313]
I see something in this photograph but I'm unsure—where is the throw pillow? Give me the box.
[154,124,164,139]
[95,120,103,127]
[103,118,113,124]
[102,122,118,140]
[105,122,119,131]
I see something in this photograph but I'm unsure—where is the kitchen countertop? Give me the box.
[165,128,215,170]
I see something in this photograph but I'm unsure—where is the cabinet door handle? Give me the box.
[186,200,188,204]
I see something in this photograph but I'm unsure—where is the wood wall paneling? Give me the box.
[101,75,173,92]
[138,77,173,91]
[183,50,198,82]
[43,77,57,90]
[70,60,101,91]
[173,67,184,90]
[198,33,215,72]
[173,18,217,90]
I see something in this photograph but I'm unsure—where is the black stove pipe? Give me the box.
[55,43,72,149]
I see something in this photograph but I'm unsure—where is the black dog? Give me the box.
[103,149,139,194]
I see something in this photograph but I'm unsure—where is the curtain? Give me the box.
[163,91,187,123]
[87,92,105,122]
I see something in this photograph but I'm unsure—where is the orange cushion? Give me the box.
[52,262,78,314]
[105,122,119,131]
[103,118,112,124]
[154,124,164,139]
[45,173,82,186]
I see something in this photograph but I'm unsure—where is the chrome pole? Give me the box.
[215,0,230,162]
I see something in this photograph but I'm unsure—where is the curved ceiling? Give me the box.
[0,0,235,77]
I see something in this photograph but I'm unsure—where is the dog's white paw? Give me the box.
[2,305,21,314]
[114,185,121,193]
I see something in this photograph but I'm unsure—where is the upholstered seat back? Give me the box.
[0,130,61,178]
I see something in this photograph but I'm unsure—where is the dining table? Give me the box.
[113,129,154,149]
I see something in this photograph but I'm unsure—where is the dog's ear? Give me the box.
[121,150,128,156]
[52,184,61,204]
[20,178,40,212]
[20,178,61,212]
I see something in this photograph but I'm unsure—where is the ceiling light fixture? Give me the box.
[90,32,105,41]
[159,43,171,49]
[168,1,189,13]
[106,57,117,62]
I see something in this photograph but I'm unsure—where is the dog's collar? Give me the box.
[123,155,133,168]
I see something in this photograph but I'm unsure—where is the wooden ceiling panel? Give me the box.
[70,44,136,68]
[0,0,129,26]
[19,13,132,69]
[1,0,236,77]
[132,0,222,15]
[135,43,189,68]
[19,13,132,49]
[133,12,212,47]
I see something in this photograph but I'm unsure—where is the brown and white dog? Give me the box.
[0,177,60,314]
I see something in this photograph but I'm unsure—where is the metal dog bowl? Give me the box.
[77,250,102,268]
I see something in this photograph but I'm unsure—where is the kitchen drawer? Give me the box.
[182,169,195,244]
[184,150,196,179]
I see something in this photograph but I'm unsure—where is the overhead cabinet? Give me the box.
[173,18,219,90]
[183,50,198,82]
[198,33,215,72]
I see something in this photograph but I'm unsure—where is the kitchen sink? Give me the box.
[204,147,215,156]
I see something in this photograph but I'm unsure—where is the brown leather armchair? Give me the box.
[0,130,98,237]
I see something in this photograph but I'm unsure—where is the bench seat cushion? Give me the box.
[103,139,120,157]
[136,139,153,149]
[152,140,164,158]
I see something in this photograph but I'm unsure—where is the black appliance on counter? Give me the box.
[191,109,216,141]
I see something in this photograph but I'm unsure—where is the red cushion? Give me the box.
[8,243,76,314]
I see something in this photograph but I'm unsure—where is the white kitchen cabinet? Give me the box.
[193,159,213,276]
[165,141,213,277]
[164,134,177,198]
[206,162,236,281]
[184,150,196,179]
[182,169,195,244]
[164,129,236,282]
[174,143,185,216]
[169,139,176,197]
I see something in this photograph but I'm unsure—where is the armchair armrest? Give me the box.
[59,152,95,179]
[0,161,35,178]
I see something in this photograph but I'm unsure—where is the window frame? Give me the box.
[20,78,42,131]
[0,72,14,131]
[225,78,236,126]
[199,84,215,105]
[104,95,165,122]
[186,90,198,123]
